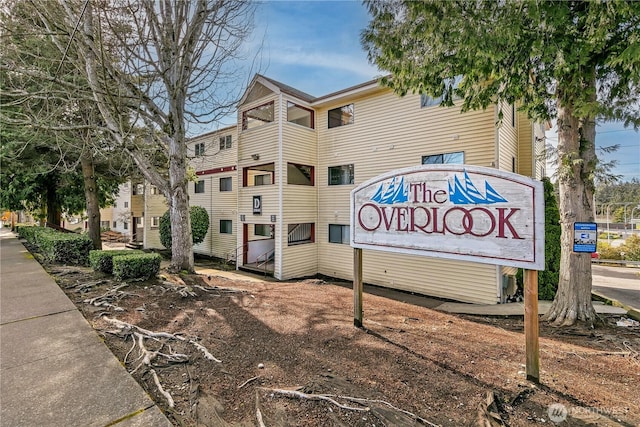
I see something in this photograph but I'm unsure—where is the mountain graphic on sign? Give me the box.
[371,176,408,204]
[448,170,508,205]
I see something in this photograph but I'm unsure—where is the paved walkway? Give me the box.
[0,228,172,427]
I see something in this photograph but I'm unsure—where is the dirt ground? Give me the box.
[44,259,639,427]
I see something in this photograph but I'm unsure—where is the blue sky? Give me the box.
[250,0,639,182]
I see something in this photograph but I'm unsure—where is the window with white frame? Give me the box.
[195,142,205,156]
[329,224,350,244]
[328,164,354,185]
[123,222,129,230]
[420,75,462,108]
[328,104,354,128]
[422,151,464,164]
[150,186,160,195]
[124,201,129,208]
[220,219,232,234]
[219,135,232,150]
[151,216,160,228]
[195,180,205,193]
[220,177,232,192]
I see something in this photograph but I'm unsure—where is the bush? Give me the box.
[620,234,640,261]
[159,206,210,249]
[596,241,623,260]
[37,231,93,265]
[89,249,144,274]
[113,253,162,281]
[16,225,39,243]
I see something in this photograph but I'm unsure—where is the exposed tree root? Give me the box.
[265,387,439,426]
[83,283,132,311]
[150,368,175,408]
[255,390,266,427]
[238,375,260,389]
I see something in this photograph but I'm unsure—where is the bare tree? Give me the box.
[34,0,256,271]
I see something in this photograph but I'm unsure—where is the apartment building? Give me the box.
[151,74,545,304]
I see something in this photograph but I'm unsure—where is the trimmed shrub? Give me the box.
[37,231,93,265]
[89,249,144,274]
[113,253,162,281]
[16,225,39,243]
[159,206,210,249]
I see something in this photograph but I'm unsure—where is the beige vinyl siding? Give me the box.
[144,194,167,249]
[533,123,546,180]
[517,112,534,177]
[189,126,237,172]
[497,102,518,173]
[316,88,500,303]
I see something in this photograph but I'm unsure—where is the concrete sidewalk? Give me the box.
[0,228,172,427]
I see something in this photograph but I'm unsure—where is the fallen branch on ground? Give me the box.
[238,375,260,389]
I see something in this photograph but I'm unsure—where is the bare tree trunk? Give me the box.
[545,78,597,327]
[45,175,61,226]
[81,151,102,250]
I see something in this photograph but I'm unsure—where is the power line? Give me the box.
[56,0,90,76]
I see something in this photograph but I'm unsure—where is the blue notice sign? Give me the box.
[573,222,597,253]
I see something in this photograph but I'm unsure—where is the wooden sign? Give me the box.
[350,164,544,270]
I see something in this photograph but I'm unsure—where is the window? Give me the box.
[195,180,205,193]
[243,163,275,187]
[219,135,232,150]
[195,142,205,156]
[255,224,271,237]
[112,221,117,228]
[328,164,354,185]
[422,151,464,164]
[123,222,129,230]
[287,163,314,185]
[220,219,232,234]
[329,224,350,244]
[132,184,144,195]
[150,186,159,195]
[151,216,160,228]
[100,221,110,229]
[136,217,143,226]
[328,104,354,128]
[242,101,274,130]
[287,102,314,128]
[420,75,462,108]
[124,201,129,208]
[288,223,314,245]
[220,177,232,192]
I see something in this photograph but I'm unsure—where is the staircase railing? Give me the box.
[226,244,247,270]
[256,248,275,276]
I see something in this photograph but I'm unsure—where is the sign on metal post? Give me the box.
[350,165,545,382]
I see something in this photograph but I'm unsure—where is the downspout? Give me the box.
[277,93,284,279]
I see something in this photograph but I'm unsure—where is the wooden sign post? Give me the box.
[524,269,540,382]
[350,165,545,382]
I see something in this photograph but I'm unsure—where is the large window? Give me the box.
[420,75,462,108]
[287,163,314,186]
[255,224,272,237]
[287,223,314,246]
[287,102,314,128]
[328,104,354,128]
[220,220,232,234]
[328,164,354,185]
[220,177,232,192]
[219,135,232,150]
[243,163,275,187]
[329,224,350,244]
[422,151,464,164]
[242,101,274,130]
[195,142,205,156]
[195,180,205,193]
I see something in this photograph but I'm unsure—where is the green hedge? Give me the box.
[89,249,144,274]
[16,225,39,243]
[37,231,93,265]
[113,253,162,281]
